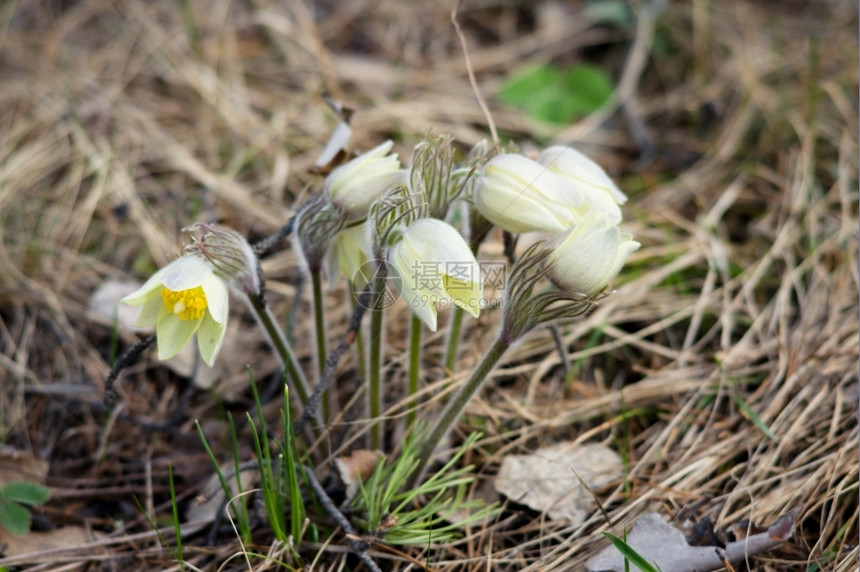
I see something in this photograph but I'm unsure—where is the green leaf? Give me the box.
[602,531,663,572]
[0,499,33,535]
[499,63,613,124]
[1,482,51,506]
[562,64,614,114]
[498,65,557,108]
[732,394,778,441]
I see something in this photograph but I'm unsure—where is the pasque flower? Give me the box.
[325,140,406,220]
[387,218,483,331]
[325,222,372,289]
[546,213,640,296]
[473,153,587,234]
[537,146,628,222]
[122,255,229,365]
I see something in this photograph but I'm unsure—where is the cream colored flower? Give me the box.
[325,140,406,219]
[121,255,229,365]
[537,146,627,222]
[474,153,587,233]
[388,218,483,331]
[325,222,372,289]
[546,213,640,296]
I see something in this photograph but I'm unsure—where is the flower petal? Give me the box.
[197,312,226,366]
[155,308,202,360]
[200,273,229,324]
[131,294,164,327]
[160,256,214,291]
[121,266,169,306]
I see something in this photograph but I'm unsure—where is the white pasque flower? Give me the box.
[325,140,406,220]
[388,218,483,331]
[537,146,628,222]
[473,153,587,234]
[546,213,640,296]
[121,255,229,365]
[325,222,372,289]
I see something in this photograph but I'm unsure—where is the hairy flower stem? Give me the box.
[367,273,386,450]
[407,314,422,427]
[247,292,311,409]
[310,268,330,422]
[443,306,465,373]
[411,333,511,487]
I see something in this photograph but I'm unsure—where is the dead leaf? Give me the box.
[0,526,104,557]
[586,508,801,572]
[334,449,383,503]
[493,441,623,523]
[184,461,259,524]
[86,280,145,331]
[0,448,48,487]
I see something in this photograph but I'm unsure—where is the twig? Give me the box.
[451,1,498,145]
[252,213,296,256]
[104,335,156,405]
[295,288,372,435]
[303,465,383,572]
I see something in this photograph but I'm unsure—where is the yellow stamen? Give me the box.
[161,286,207,321]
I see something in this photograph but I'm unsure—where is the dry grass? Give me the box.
[0,0,857,570]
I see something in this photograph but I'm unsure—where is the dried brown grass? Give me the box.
[0,0,857,570]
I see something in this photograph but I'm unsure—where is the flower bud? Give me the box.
[387,218,483,331]
[184,223,261,297]
[546,213,640,296]
[537,146,627,222]
[474,153,586,234]
[325,222,371,289]
[325,140,406,220]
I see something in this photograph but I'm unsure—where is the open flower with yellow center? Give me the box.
[121,255,229,365]
[387,218,483,331]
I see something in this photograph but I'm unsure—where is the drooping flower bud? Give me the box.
[325,222,372,289]
[184,223,262,297]
[295,195,348,273]
[325,140,406,220]
[473,153,587,234]
[387,218,483,331]
[537,146,628,222]
[545,213,640,297]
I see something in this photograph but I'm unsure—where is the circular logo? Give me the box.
[352,259,402,310]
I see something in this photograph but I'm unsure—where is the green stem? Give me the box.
[443,306,465,373]
[367,275,385,450]
[410,334,510,487]
[310,268,330,422]
[247,293,311,408]
[407,314,422,427]
[347,283,368,385]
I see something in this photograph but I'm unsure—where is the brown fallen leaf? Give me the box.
[494,441,623,523]
[0,447,49,487]
[0,526,104,557]
[334,449,383,503]
[586,507,801,572]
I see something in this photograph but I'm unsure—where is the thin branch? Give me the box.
[451,1,498,145]
[303,465,383,572]
[295,288,372,435]
[104,335,156,405]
